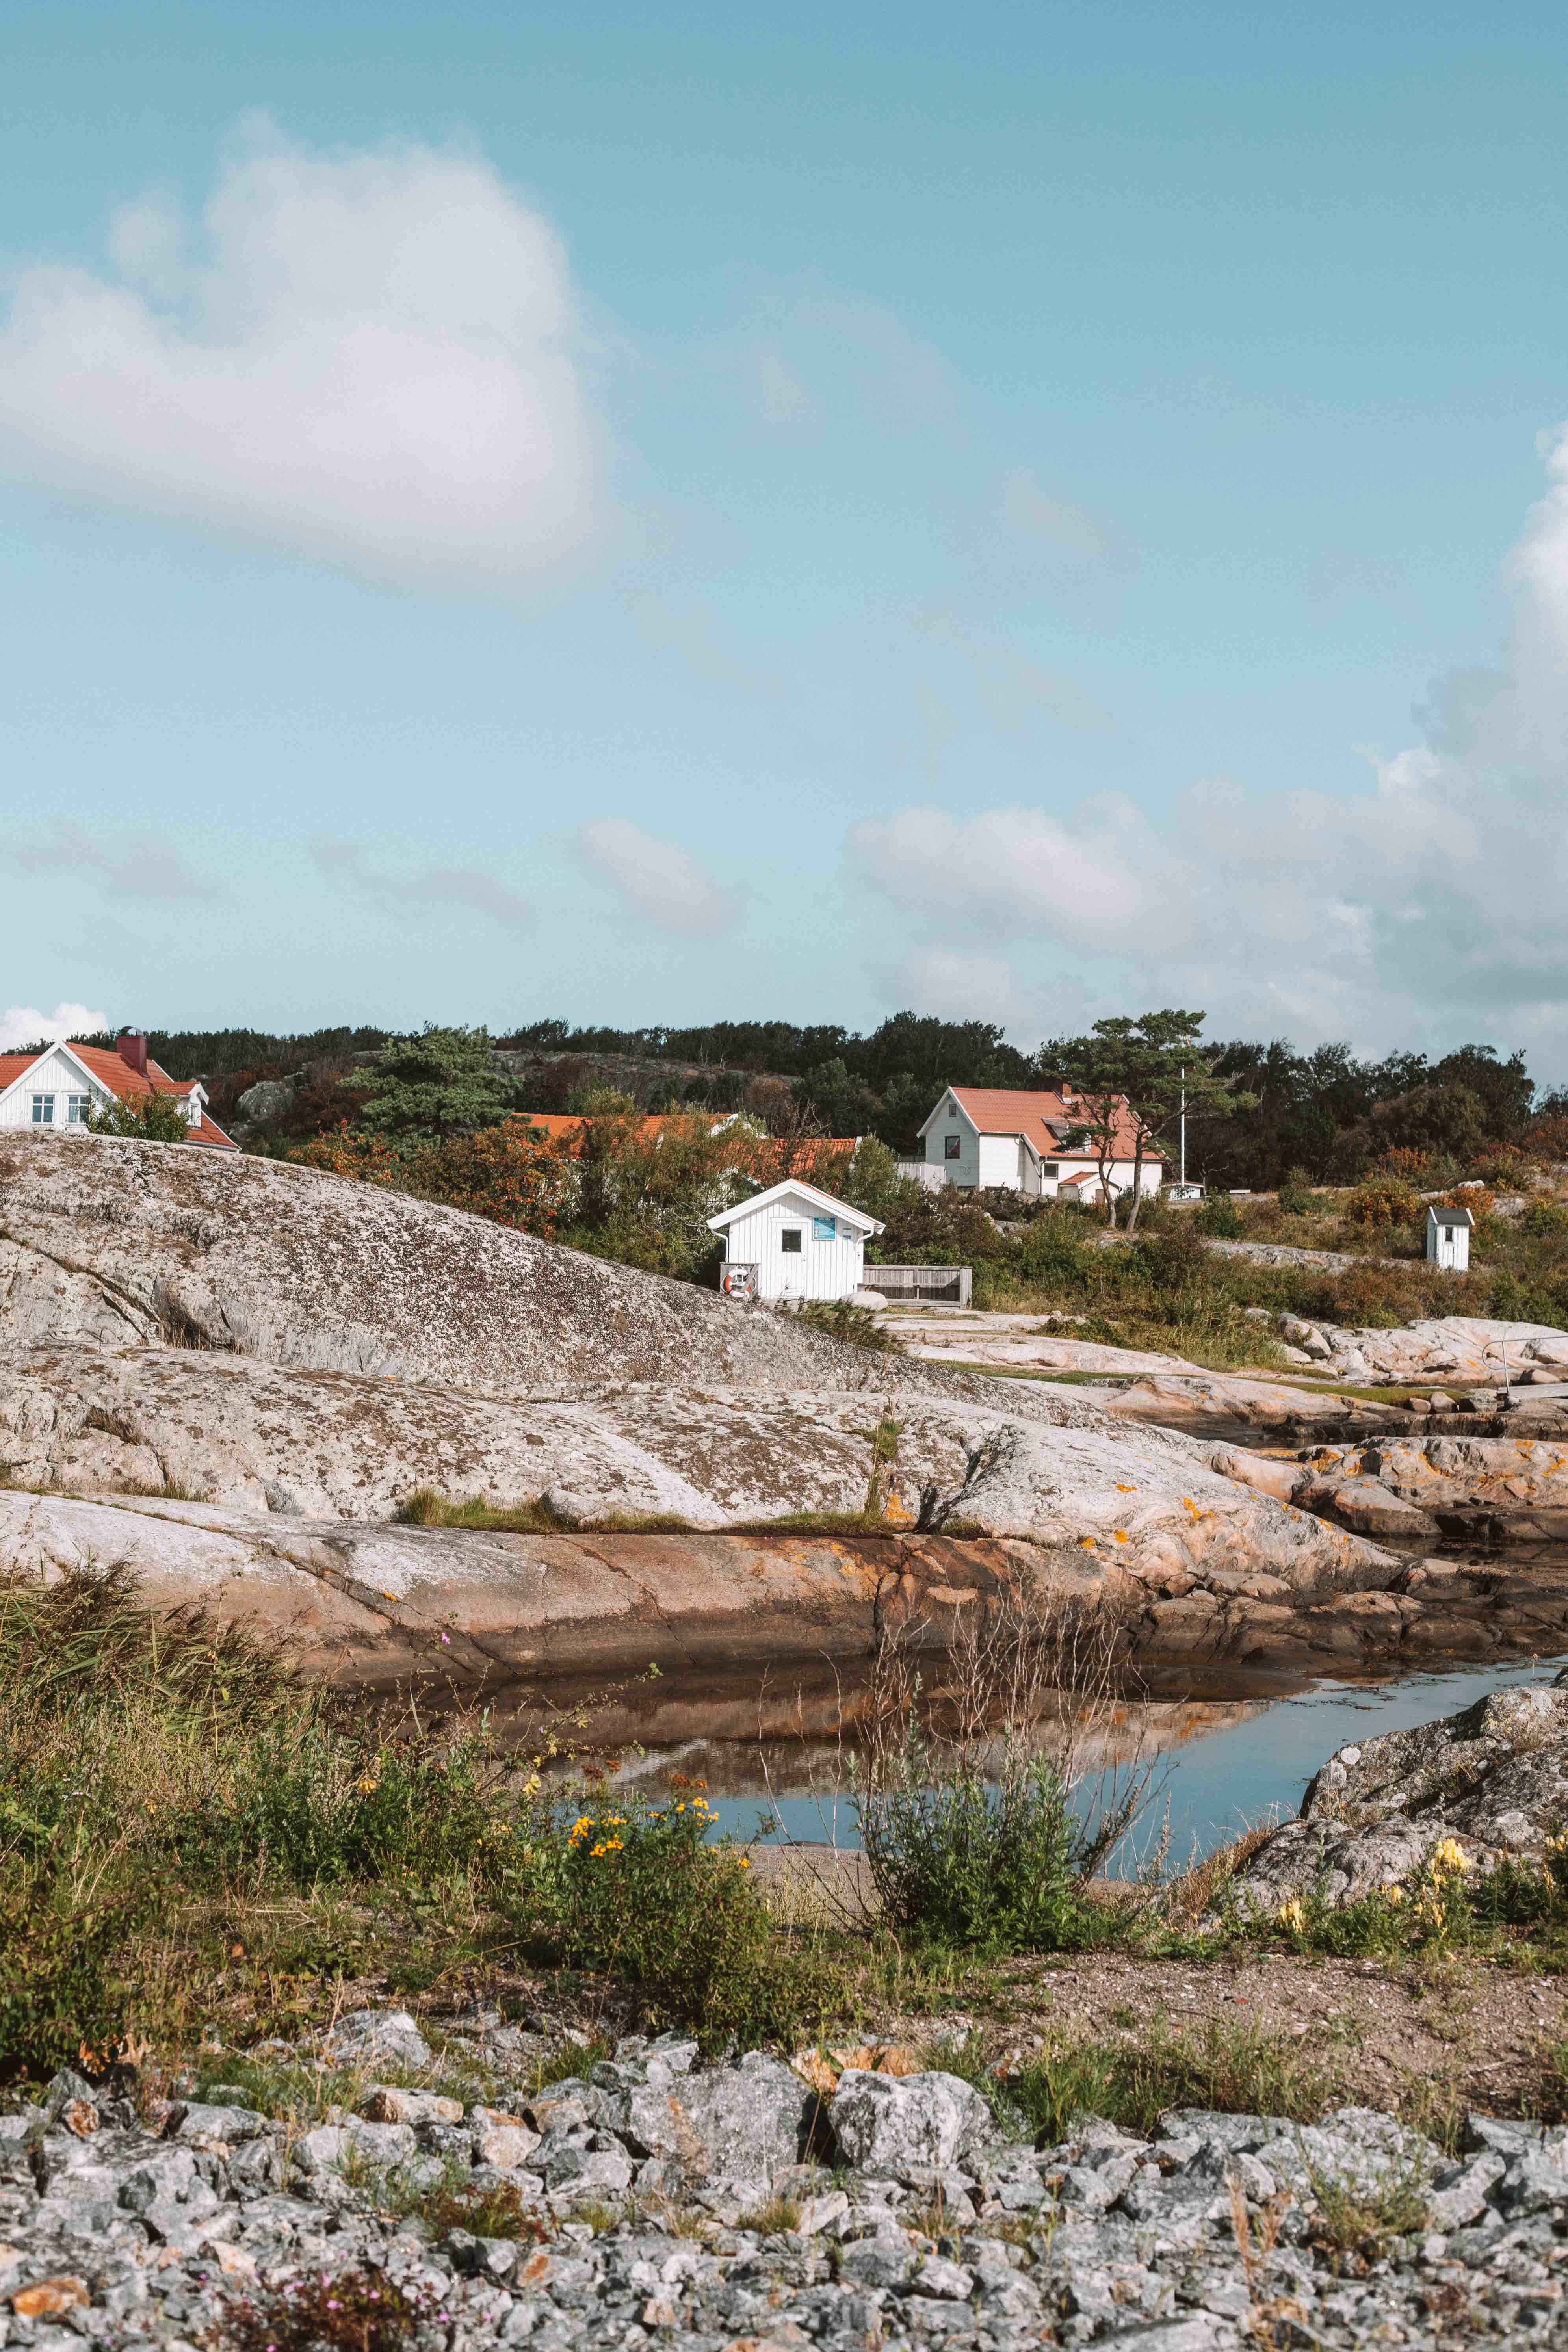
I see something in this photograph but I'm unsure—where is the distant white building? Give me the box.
[708,1177,884,1302]
[0,1031,236,1148]
[915,1086,1164,1202]
[1426,1204,1472,1271]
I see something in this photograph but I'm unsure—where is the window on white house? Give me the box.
[780,1228,802,1254]
[30,1094,54,1125]
[65,1095,91,1125]
[183,1096,201,1125]
[944,1134,961,1160]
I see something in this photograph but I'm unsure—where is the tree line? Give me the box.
[85,1011,1564,1189]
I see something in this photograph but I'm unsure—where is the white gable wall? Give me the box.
[0,1047,112,1132]
[921,1096,982,1189]
[717,1188,868,1300]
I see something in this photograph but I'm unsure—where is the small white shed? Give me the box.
[708,1178,884,1303]
[1426,1204,1473,1271]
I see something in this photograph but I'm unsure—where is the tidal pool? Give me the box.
[629,1654,1568,1867]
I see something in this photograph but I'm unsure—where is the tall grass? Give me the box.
[0,1563,841,2078]
[854,1592,1159,1953]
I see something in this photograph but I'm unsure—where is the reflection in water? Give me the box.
[610,1657,1568,1866]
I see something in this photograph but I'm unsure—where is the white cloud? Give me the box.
[16,823,203,898]
[890,949,1045,1035]
[572,819,743,937]
[312,840,531,927]
[0,1001,108,1052]
[848,804,1197,952]
[0,119,602,589]
[849,423,1568,1071]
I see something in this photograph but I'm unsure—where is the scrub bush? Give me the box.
[501,1787,840,2047]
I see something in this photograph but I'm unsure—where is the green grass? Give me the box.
[1003,2014,1326,2144]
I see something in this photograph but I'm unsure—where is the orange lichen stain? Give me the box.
[1115,1482,1137,1492]
[1078,1535,1097,1549]
[1113,1530,1129,1544]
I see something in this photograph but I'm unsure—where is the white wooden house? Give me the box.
[1426,1204,1472,1271]
[708,1177,884,1302]
[0,1031,236,1148]
[915,1086,1164,1201]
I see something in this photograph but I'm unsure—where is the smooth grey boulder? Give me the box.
[828,2068,994,2181]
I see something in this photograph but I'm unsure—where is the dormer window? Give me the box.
[183,1096,202,1127]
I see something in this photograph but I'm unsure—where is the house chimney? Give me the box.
[117,1029,148,1077]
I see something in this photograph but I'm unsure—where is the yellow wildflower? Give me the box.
[1431,1837,1472,1873]
[356,1776,380,1795]
[568,1815,594,1841]
[1277,1898,1306,1934]
[1384,1882,1405,1906]
[735,1855,751,1869]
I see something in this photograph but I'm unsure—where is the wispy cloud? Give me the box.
[0,1001,109,1052]
[16,823,203,898]
[0,119,602,590]
[312,840,532,928]
[913,609,1121,744]
[1000,468,1120,569]
[629,591,786,701]
[572,819,743,937]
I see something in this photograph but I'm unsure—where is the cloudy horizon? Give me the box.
[6,8,1568,1078]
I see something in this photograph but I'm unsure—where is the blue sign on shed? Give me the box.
[812,1215,837,1241]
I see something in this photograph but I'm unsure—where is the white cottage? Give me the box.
[0,1031,236,1148]
[708,1178,884,1302]
[916,1086,1164,1201]
[1426,1204,1473,1271]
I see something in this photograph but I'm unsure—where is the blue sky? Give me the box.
[6,1,1568,1071]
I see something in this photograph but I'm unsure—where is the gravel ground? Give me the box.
[4,2006,1567,2349]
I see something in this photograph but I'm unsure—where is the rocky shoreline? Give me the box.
[5,2010,1564,2350]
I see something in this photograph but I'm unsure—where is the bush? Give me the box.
[1277,1165,1317,1215]
[501,1788,840,2046]
[1344,1172,1419,1228]
[1195,1194,1241,1237]
[86,1089,194,1144]
[855,1600,1151,1955]
[1520,1200,1568,1237]
[858,1731,1093,1952]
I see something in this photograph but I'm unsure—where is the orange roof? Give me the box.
[513,1112,858,1181]
[0,1041,237,1149]
[940,1086,1161,1165]
[515,1111,721,1149]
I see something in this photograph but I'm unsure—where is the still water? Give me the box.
[639,1657,1568,1868]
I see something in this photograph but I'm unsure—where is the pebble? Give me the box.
[1,2012,1563,2347]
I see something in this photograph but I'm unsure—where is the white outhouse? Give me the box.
[708,1178,884,1303]
[1425,1204,1473,1271]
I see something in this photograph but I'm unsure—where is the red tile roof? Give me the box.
[515,1112,859,1183]
[942,1086,1162,1165]
[0,1042,237,1149]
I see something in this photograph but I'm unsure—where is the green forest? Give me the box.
[103,1011,1564,1189]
